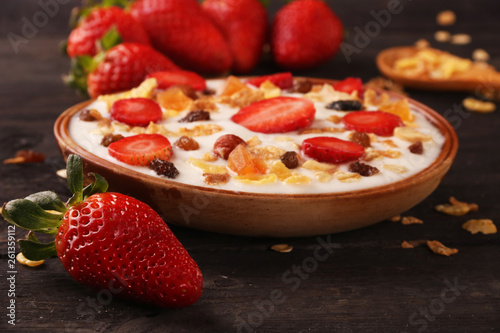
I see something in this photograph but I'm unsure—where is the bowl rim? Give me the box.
[54,76,458,201]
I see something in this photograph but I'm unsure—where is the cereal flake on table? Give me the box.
[427,240,459,256]
[462,219,497,235]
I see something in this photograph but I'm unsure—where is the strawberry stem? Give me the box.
[1,154,109,261]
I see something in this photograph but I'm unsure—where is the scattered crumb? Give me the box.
[415,39,430,49]
[365,77,406,95]
[451,33,471,45]
[401,216,423,225]
[462,97,496,113]
[389,215,402,222]
[427,240,459,256]
[3,150,45,164]
[462,219,497,235]
[56,169,67,179]
[436,10,456,26]
[17,252,44,267]
[434,30,451,43]
[401,241,414,249]
[271,244,293,253]
[435,196,478,216]
[472,49,490,62]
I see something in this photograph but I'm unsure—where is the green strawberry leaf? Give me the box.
[99,26,122,52]
[2,199,62,234]
[25,191,67,213]
[19,239,57,261]
[83,172,109,199]
[67,154,84,206]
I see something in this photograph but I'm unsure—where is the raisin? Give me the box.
[350,132,371,147]
[201,88,216,96]
[408,141,424,154]
[292,79,313,94]
[79,109,97,121]
[280,151,299,169]
[348,161,379,177]
[326,100,363,111]
[178,110,210,123]
[174,136,200,151]
[213,134,246,159]
[149,158,179,178]
[101,134,124,147]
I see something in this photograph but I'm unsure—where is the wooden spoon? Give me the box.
[376,46,500,96]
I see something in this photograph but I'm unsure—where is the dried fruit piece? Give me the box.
[378,99,414,122]
[462,98,496,113]
[179,110,211,123]
[427,241,458,256]
[157,86,193,111]
[280,151,299,169]
[150,158,179,178]
[79,108,103,121]
[292,79,313,93]
[213,134,247,160]
[401,216,423,225]
[221,76,250,97]
[3,150,45,164]
[174,136,200,151]
[101,133,124,147]
[203,173,230,186]
[349,132,371,148]
[462,219,497,235]
[270,244,293,253]
[325,100,363,111]
[227,144,267,176]
[408,141,424,154]
[348,162,379,177]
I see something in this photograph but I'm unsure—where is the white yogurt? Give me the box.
[69,80,445,194]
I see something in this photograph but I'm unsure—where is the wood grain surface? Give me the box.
[1,0,499,332]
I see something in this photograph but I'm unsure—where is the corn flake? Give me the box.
[17,252,44,267]
[98,78,157,107]
[462,219,497,235]
[427,240,458,256]
[394,127,432,143]
[234,174,278,185]
[302,160,336,173]
[383,164,409,174]
[189,158,227,174]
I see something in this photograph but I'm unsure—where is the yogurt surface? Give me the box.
[69,79,445,194]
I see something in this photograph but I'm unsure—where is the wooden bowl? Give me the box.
[377,46,500,93]
[54,78,458,237]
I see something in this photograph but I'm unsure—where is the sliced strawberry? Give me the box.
[110,98,162,127]
[246,72,293,89]
[333,77,363,95]
[147,70,207,91]
[231,97,315,134]
[302,137,365,164]
[343,111,404,137]
[108,134,173,166]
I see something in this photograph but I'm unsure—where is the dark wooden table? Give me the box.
[1,0,499,332]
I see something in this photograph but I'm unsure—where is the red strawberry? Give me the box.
[246,72,294,90]
[67,6,151,58]
[231,96,315,134]
[147,70,207,91]
[343,111,404,137]
[108,134,173,166]
[302,137,365,164]
[1,154,202,308]
[131,0,232,74]
[202,0,267,73]
[110,98,163,127]
[271,0,343,70]
[66,42,179,98]
[333,77,363,95]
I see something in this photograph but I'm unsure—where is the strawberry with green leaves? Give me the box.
[1,154,202,307]
[131,0,232,74]
[67,4,150,58]
[65,41,179,98]
[271,0,344,70]
[202,0,267,73]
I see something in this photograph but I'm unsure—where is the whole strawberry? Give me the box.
[130,0,232,74]
[1,155,202,308]
[65,42,179,98]
[271,0,344,70]
[202,0,267,73]
[67,6,150,58]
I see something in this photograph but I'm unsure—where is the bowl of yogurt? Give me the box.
[54,76,458,237]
